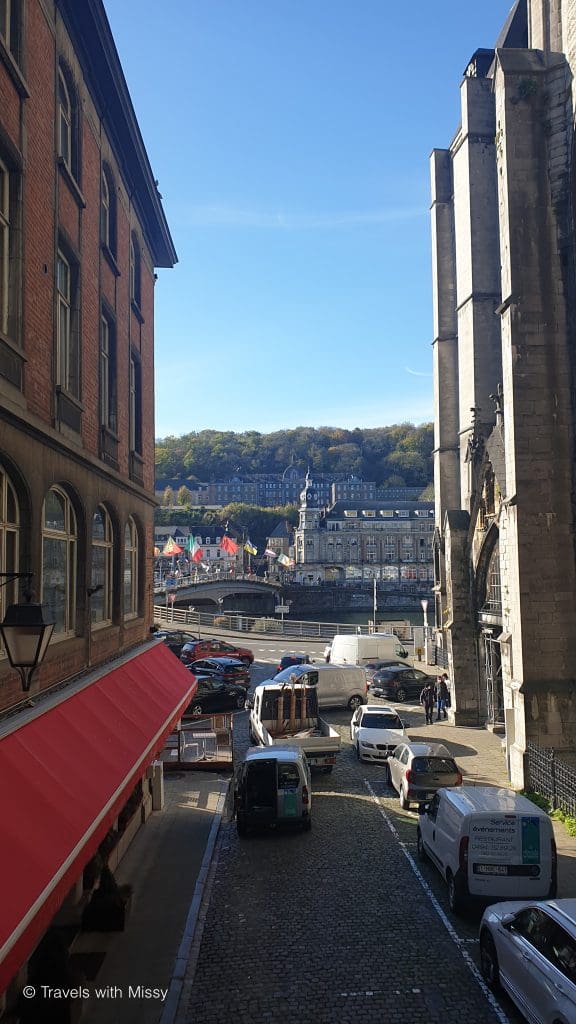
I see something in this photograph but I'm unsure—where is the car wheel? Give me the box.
[303,817,312,832]
[399,786,410,810]
[191,704,204,717]
[396,687,407,702]
[235,693,245,709]
[447,871,465,915]
[385,763,393,787]
[479,931,500,990]
[236,815,248,837]
[348,695,364,711]
[417,828,427,862]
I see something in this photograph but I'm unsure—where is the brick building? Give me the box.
[432,0,576,786]
[0,0,194,1008]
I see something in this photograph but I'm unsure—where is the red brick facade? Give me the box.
[0,0,176,710]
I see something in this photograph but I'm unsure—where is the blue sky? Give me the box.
[103,0,509,438]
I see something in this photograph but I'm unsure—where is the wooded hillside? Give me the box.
[156,423,434,489]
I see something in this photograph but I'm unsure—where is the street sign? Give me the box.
[275,605,289,613]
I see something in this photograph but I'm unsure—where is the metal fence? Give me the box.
[153,605,415,644]
[525,741,576,817]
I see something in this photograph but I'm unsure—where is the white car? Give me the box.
[350,704,406,762]
[479,898,576,1024]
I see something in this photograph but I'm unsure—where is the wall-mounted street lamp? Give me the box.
[0,574,55,692]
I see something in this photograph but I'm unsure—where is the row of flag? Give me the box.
[159,535,295,569]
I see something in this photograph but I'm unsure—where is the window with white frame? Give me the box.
[100,313,117,433]
[42,487,77,636]
[0,159,8,337]
[129,351,142,455]
[58,70,72,171]
[123,517,138,617]
[101,166,117,256]
[56,250,79,396]
[0,463,19,627]
[91,506,113,625]
[129,232,141,309]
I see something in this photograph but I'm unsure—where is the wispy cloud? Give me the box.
[179,203,426,230]
[405,366,432,378]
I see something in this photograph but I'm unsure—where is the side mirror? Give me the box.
[501,913,517,930]
[417,802,429,815]
[245,697,254,710]
[401,720,409,729]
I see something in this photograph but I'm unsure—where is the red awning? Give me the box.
[0,643,196,993]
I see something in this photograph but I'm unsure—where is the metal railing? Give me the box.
[153,605,415,643]
[525,741,576,817]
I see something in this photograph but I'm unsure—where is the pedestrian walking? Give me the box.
[420,680,436,725]
[435,674,449,721]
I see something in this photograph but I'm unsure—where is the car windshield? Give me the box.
[411,757,457,773]
[361,714,402,729]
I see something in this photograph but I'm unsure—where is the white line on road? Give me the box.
[364,780,512,1024]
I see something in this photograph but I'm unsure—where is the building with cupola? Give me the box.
[294,473,434,586]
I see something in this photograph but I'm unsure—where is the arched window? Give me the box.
[0,463,19,621]
[91,506,113,625]
[42,487,77,636]
[101,166,117,256]
[124,516,138,617]
[129,232,141,309]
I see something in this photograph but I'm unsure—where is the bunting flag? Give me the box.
[264,548,277,559]
[162,537,183,556]
[220,534,238,555]
[277,553,294,567]
[188,538,204,563]
[244,540,257,556]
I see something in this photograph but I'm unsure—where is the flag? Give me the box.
[244,540,257,556]
[277,553,294,567]
[220,534,238,555]
[188,538,204,563]
[264,548,277,559]
[162,537,183,556]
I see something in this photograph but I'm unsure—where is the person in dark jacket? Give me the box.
[435,674,449,720]
[420,680,436,725]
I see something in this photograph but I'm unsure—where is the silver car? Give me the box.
[386,741,462,809]
[479,899,576,1024]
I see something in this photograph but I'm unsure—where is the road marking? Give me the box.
[364,780,512,1024]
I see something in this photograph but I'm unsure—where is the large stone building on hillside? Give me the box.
[432,0,576,786]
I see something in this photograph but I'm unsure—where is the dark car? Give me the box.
[371,667,435,702]
[154,629,199,657]
[275,653,312,674]
[186,657,251,688]
[181,638,254,665]
[365,660,412,683]
[182,676,247,717]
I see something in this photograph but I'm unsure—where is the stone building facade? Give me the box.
[432,0,576,786]
[0,1,192,1006]
[294,473,434,586]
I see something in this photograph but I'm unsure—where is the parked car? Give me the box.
[182,677,247,717]
[181,637,254,665]
[365,660,413,683]
[372,667,435,702]
[276,653,312,674]
[154,629,199,657]
[479,898,576,1021]
[349,704,407,762]
[186,657,251,688]
[387,741,462,809]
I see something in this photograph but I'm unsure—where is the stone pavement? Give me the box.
[69,701,576,1024]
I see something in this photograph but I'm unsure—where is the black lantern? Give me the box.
[0,595,55,692]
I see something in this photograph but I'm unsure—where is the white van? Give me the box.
[417,787,557,914]
[273,663,367,711]
[330,633,409,666]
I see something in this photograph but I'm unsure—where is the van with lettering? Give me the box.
[417,787,557,915]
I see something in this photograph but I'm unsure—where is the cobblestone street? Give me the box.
[176,663,524,1024]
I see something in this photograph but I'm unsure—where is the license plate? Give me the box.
[476,864,508,875]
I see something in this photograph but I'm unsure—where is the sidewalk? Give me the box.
[78,771,229,1024]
